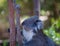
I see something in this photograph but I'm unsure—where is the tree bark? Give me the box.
[8,0,16,46]
[15,5,22,46]
[33,0,41,17]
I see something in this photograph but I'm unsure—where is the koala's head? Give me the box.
[21,16,44,42]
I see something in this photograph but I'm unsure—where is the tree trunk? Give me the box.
[53,0,59,20]
[15,5,22,46]
[33,0,41,17]
[8,0,16,46]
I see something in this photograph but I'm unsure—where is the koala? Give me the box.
[21,15,56,46]
[7,15,56,46]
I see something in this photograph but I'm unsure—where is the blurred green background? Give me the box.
[0,0,60,46]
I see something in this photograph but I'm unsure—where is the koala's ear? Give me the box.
[36,20,44,30]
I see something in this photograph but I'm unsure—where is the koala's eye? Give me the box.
[34,20,41,26]
[36,20,41,22]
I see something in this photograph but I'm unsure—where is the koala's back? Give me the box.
[45,35,56,46]
[23,38,46,46]
[23,34,56,46]
[23,35,47,46]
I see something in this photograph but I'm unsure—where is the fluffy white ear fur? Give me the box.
[22,27,35,42]
[37,21,44,30]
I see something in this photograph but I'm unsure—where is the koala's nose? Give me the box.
[21,31,23,36]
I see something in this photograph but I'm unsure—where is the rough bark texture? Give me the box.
[8,0,16,46]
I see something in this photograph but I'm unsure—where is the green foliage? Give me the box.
[3,40,8,46]
[44,18,60,44]
[41,10,46,16]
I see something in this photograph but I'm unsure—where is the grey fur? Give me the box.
[21,15,56,46]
